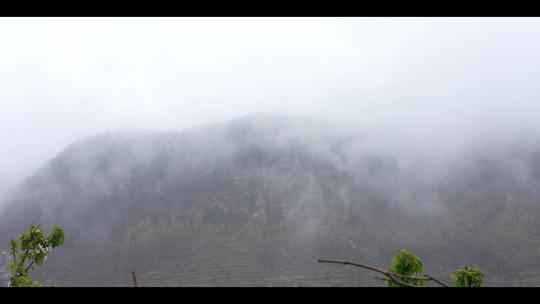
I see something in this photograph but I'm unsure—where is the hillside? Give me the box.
[1,114,540,286]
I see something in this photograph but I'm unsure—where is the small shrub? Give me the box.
[451,265,484,287]
[8,225,65,287]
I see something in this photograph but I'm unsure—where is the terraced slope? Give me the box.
[134,237,372,287]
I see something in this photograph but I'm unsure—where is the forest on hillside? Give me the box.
[1,115,540,286]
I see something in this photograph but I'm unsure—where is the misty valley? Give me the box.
[1,114,540,287]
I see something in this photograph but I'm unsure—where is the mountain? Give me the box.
[1,114,540,286]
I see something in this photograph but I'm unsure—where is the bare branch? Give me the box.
[132,271,138,287]
[318,259,389,277]
[424,274,449,287]
[384,274,421,288]
[373,274,421,288]
[24,260,35,273]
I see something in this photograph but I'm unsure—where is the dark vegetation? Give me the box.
[0,114,539,286]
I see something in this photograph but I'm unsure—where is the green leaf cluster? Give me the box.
[383,249,484,287]
[387,249,424,287]
[451,266,484,287]
[8,225,65,287]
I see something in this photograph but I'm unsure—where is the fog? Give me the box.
[1,17,540,205]
[3,17,540,286]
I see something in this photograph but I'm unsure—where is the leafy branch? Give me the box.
[317,258,447,287]
[318,248,483,287]
[8,224,65,287]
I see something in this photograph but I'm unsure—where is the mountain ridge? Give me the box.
[1,113,540,286]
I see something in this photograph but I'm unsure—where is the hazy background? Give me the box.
[1,17,540,202]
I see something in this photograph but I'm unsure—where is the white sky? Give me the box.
[1,17,540,197]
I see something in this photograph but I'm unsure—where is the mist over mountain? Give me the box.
[1,113,540,286]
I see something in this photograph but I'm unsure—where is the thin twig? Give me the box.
[15,248,31,278]
[388,271,448,287]
[385,274,420,287]
[374,275,421,288]
[132,271,138,287]
[11,243,16,265]
[317,259,389,277]
[24,260,35,273]
[424,274,449,287]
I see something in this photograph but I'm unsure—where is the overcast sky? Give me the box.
[1,17,540,197]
